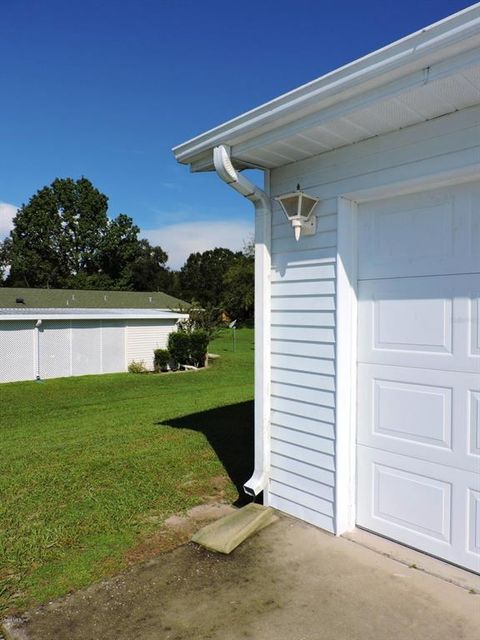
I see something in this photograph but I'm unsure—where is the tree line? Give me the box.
[0,177,254,319]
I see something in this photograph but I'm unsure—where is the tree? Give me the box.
[127,239,174,292]
[179,247,240,307]
[222,250,254,320]
[2,177,170,291]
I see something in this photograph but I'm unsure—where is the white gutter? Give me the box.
[174,4,480,168]
[213,145,271,498]
[0,310,188,322]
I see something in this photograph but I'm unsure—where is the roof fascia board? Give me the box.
[173,5,480,167]
[232,45,480,160]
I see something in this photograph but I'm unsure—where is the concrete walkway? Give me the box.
[4,514,479,640]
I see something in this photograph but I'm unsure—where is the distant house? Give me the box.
[0,288,188,383]
[174,6,480,574]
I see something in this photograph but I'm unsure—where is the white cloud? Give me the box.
[143,219,253,269]
[0,202,17,240]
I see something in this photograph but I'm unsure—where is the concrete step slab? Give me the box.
[192,503,278,554]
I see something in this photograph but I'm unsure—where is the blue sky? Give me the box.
[0,0,472,268]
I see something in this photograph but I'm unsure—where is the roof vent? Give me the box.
[16,297,25,304]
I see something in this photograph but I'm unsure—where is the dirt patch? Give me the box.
[125,503,234,566]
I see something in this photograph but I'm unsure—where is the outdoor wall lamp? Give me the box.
[275,184,319,241]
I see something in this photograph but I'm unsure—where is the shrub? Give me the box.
[168,331,190,368]
[167,329,210,369]
[154,348,170,372]
[128,360,147,374]
[189,330,209,368]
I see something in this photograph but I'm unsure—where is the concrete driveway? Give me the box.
[3,513,479,640]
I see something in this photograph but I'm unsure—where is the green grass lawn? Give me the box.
[0,328,254,616]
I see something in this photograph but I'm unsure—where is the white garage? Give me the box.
[0,292,187,383]
[174,5,480,573]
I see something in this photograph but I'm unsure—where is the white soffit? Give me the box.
[173,4,480,171]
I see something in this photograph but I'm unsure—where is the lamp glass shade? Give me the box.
[299,194,318,218]
[278,195,300,218]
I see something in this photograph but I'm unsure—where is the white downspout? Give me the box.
[213,145,271,498]
[35,319,42,380]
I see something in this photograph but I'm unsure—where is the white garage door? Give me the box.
[356,181,480,573]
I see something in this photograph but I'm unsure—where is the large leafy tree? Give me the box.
[179,247,240,307]
[222,252,254,320]
[2,177,170,291]
[127,239,175,292]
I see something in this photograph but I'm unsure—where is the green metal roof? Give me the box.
[0,287,189,310]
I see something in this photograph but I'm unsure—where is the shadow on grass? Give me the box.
[158,400,254,507]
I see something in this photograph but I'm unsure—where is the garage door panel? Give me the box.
[358,364,478,473]
[358,182,480,280]
[358,274,479,373]
[357,180,480,573]
[471,391,480,457]
[469,490,480,556]
[357,446,480,572]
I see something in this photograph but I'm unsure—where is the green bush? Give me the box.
[128,360,147,374]
[168,332,190,369]
[153,349,170,372]
[189,330,209,367]
[167,329,210,368]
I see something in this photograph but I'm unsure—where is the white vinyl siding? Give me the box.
[126,320,176,370]
[0,321,35,383]
[265,104,480,535]
[101,321,126,373]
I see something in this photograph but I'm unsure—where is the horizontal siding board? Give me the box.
[271,342,335,360]
[271,410,335,439]
[127,320,176,369]
[269,480,334,517]
[271,326,335,343]
[272,214,337,236]
[271,310,335,327]
[271,382,335,407]
[272,231,337,254]
[271,424,335,454]
[271,295,335,311]
[271,353,335,375]
[268,493,335,533]
[271,247,337,267]
[270,467,335,501]
[271,452,335,485]
[271,279,335,296]
[271,437,335,470]
[271,262,336,282]
[271,367,335,391]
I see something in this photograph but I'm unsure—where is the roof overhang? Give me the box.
[173,5,480,173]
[0,308,188,322]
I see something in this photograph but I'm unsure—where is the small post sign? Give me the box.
[229,319,237,352]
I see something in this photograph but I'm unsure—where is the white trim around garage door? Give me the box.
[334,163,480,536]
